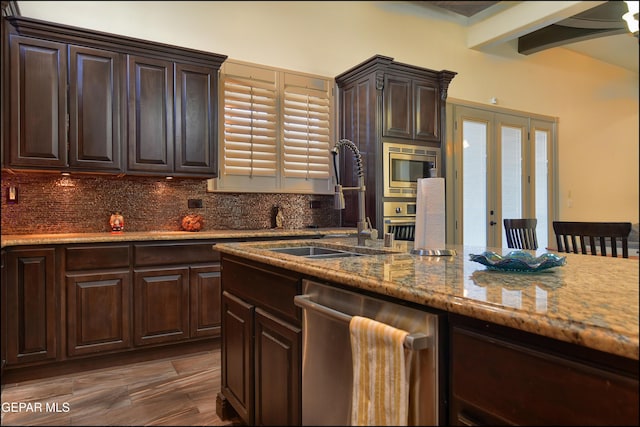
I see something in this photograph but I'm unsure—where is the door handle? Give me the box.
[490,221,497,226]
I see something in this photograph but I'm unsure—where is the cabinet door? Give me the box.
[127,55,173,173]
[8,35,67,168]
[383,75,412,139]
[133,266,189,345]
[5,248,57,365]
[1,251,6,374]
[190,264,221,338]
[66,270,131,356]
[414,79,439,142]
[68,45,123,172]
[338,74,378,229]
[254,308,301,426]
[174,63,218,176]
[221,291,254,425]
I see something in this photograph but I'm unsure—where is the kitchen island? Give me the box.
[214,237,639,426]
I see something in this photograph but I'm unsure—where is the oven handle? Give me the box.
[294,294,431,350]
[384,218,416,226]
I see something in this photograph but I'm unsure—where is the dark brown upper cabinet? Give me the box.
[8,35,68,169]
[127,57,219,176]
[7,36,123,173]
[383,75,440,142]
[127,55,174,174]
[174,63,218,176]
[2,16,226,178]
[69,45,124,172]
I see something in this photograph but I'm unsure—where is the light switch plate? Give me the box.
[7,186,18,204]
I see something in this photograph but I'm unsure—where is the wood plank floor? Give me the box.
[1,343,242,426]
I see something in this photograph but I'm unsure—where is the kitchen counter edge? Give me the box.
[0,228,357,248]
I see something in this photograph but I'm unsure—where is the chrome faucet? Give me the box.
[331,139,373,246]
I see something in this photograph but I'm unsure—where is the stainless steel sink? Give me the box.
[268,246,364,259]
[267,244,397,259]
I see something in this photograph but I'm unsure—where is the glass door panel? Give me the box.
[532,119,555,250]
[535,132,549,249]
[453,105,553,249]
[499,118,527,247]
[461,116,490,247]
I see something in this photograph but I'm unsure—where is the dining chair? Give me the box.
[503,218,538,250]
[552,221,632,258]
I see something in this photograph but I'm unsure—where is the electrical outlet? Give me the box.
[7,186,18,204]
[188,199,203,208]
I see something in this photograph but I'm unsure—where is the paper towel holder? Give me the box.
[411,248,457,256]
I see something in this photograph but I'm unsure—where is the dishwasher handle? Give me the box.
[294,294,431,351]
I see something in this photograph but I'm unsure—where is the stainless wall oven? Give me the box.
[383,200,417,241]
[382,142,439,240]
[383,142,440,198]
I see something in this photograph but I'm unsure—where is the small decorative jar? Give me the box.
[110,211,124,233]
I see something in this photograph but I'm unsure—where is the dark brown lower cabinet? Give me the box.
[221,291,254,424]
[254,308,301,426]
[133,241,222,345]
[190,264,222,338]
[1,250,7,374]
[5,247,58,365]
[134,266,190,346]
[449,314,639,426]
[218,255,302,426]
[66,270,131,356]
[65,244,132,356]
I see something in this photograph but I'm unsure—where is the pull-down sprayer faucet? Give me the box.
[331,139,373,246]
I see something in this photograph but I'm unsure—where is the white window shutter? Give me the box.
[222,64,277,177]
[283,73,331,180]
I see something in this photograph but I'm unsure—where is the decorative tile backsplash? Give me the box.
[1,171,340,234]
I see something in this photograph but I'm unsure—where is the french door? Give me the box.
[449,104,556,249]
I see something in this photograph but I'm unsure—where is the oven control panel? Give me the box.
[383,201,416,217]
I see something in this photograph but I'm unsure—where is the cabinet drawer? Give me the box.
[222,256,301,325]
[65,245,130,271]
[134,242,219,266]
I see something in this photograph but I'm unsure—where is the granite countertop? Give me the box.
[214,237,639,361]
[0,228,357,248]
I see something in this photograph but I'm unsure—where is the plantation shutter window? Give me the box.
[210,60,334,194]
[222,64,277,177]
[283,74,331,180]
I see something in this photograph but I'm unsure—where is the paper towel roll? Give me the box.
[414,178,445,249]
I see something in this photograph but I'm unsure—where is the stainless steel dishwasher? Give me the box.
[294,279,444,426]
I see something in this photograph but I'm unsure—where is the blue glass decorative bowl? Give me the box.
[469,250,566,273]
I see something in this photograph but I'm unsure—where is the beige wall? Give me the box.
[17,1,639,223]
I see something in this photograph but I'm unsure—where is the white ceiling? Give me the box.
[416,1,639,73]
[563,33,638,73]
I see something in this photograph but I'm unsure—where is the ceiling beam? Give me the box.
[466,1,607,50]
[518,1,631,55]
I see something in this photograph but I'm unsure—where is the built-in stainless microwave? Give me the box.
[383,142,440,197]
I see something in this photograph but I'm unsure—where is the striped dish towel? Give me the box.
[350,315,411,426]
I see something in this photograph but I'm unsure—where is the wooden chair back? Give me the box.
[552,221,632,258]
[503,218,538,250]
